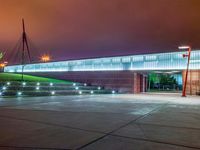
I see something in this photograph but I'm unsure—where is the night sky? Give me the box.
[1,0,200,62]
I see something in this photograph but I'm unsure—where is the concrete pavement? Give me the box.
[0,93,200,150]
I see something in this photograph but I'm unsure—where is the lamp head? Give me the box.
[178,46,191,50]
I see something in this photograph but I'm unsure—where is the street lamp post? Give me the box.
[178,46,192,97]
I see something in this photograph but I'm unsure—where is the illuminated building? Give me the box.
[4,50,200,95]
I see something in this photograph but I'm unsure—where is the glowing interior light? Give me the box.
[98,86,101,90]
[75,87,79,90]
[112,90,116,94]
[17,91,22,96]
[90,91,94,94]
[22,82,26,86]
[36,87,40,90]
[79,91,82,94]
[6,82,10,85]
[37,82,40,86]
[50,83,53,86]
[84,83,87,86]
[2,86,6,90]
[73,83,76,86]
[51,91,55,95]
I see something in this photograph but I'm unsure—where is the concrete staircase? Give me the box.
[0,81,116,97]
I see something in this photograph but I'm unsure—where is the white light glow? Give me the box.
[112,90,116,94]
[0,92,2,96]
[37,82,40,86]
[84,83,87,86]
[36,87,40,90]
[6,82,10,85]
[98,87,101,90]
[79,91,82,94]
[51,91,55,95]
[2,86,6,90]
[22,82,26,86]
[178,46,190,49]
[17,92,22,96]
[3,49,200,73]
[50,83,53,86]
[90,91,94,94]
[75,87,79,90]
[73,83,76,86]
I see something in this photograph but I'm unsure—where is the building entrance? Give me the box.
[147,71,182,92]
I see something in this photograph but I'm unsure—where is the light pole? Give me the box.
[178,46,192,97]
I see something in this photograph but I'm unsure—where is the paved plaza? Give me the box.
[0,93,200,150]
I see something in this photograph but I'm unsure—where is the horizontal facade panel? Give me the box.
[4,50,200,72]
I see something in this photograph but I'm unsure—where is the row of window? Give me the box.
[5,50,200,72]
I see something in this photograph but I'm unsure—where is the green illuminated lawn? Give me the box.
[0,73,72,83]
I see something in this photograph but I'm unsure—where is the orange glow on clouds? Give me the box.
[1,0,200,63]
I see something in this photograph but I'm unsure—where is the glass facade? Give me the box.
[4,50,200,72]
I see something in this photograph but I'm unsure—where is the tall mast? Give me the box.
[22,19,31,63]
[21,18,31,81]
[22,19,25,67]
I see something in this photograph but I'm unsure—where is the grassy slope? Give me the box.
[0,73,72,83]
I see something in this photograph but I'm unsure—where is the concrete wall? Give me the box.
[182,70,200,95]
[26,71,147,93]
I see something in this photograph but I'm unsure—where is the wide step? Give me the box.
[0,81,117,97]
